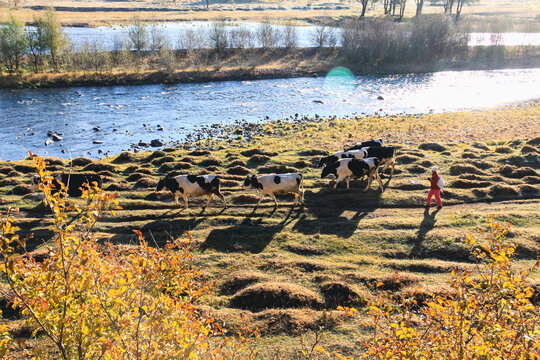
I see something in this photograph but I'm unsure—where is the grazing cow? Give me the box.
[321,157,383,192]
[31,173,102,197]
[243,173,304,208]
[318,149,368,168]
[345,138,383,151]
[363,146,397,176]
[156,175,226,209]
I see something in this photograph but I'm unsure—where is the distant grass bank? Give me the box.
[1,45,539,89]
[1,104,539,358]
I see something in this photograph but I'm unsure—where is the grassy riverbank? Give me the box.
[1,45,539,89]
[1,104,539,357]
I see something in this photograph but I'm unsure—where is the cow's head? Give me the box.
[321,162,338,179]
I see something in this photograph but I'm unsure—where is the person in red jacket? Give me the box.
[426,166,443,209]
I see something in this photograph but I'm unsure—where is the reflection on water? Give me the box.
[28,22,540,50]
[1,68,539,160]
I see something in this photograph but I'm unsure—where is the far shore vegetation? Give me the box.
[1,8,539,88]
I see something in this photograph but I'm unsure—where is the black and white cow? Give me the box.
[344,138,383,151]
[156,175,226,209]
[31,173,103,197]
[321,157,383,192]
[363,146,397,176]
[318,149,368,168]
[243,173,304,208]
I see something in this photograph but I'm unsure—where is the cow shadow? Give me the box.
[202,206,302,253]
[292,178,385,238]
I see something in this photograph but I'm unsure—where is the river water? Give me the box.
[36,22,540,50]
[1,67,540,161]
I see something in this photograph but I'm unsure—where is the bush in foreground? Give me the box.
[0,154,257,359]
[333,216,539,359]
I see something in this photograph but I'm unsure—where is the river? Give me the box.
[27,22,540,50]
[1,67,539,161]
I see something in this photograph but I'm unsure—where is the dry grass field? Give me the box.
[0,104,539,357]
[0,0,539,30]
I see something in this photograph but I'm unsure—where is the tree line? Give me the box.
[1,8,471,75]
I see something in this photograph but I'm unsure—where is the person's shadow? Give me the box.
[411,207,440,255]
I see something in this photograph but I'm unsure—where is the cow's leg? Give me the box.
[293,193,299,206]
[216,191,227,208]
[174,193,180,204]
[203,193,214,208]
[346,177,350,190]
[364,172,374,192]
[333,176,345,189]
[182,194,188,208]
[375,170,384,191]
[299,189,304,204]
[256,193,264,207]
[391,161,395,177]
[270,193,278,208]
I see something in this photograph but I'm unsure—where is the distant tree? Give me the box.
[455,0,478,21]
[149,25,168,54]
[310,23,337,48]
[26,20,47,73]
[40,8,67,72]
[398,0,407,20]
[128,18,148,54]
[358,0,370,17]
[209,21,228,53]
[0,13,27,73]
[415,0,424,16]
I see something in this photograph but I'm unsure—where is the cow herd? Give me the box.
[31,139,397,209]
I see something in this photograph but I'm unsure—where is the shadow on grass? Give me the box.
[410,207,440,255]
[201,206,302,253]
[292,179,385,238]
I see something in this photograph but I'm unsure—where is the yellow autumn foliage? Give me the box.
[0,154,258,359]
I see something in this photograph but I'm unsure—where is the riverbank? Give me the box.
[1,104,539,358]
[1,45,539,89]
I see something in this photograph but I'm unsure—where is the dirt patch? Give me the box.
[14,165,35,174]
[258,165,298,174]
[0,178,20,186]
[0,295,22,320]
[227,165,250,176]
[488,184,520,198]
[248,155,271,165]
[461,152,478,159]
[320,282,366,308]
[471,142,490,151]
[506,167,538,179]
[240,149,277,157]
[396,154,422,164]
[449,164,486,176]
[298,149,328,156]
[134,178,158,189]
[232,194,259,204]
[199,157,221,167]
[126,173,146,182]
[518,184,539,195]
[159,162,192,173]
[230,282,324,311]
[418,143,446,152]
[221,180,240,187]
[405,164,428,174]
[12,185,32,195]
[521,145,539,154]
[451,179,492,189]
[0,167,13,175]
[293,160,311,169]
[112,151,137,164]
[523,176,540,184]
[392,181,427,191]
[220,270,268,294]
[152,156,175,166]
[495,147,513,154]
[459,174,484,180]
[72,157,92,167]
[228,159,247,168]
[188,149,211,156]
[84,162,115,173]
[526,137,540,147]
[143,150,167,162]
[44,158,64,166]
[106,182,131,191]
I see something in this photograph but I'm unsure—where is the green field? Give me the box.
[1,104,539,357]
